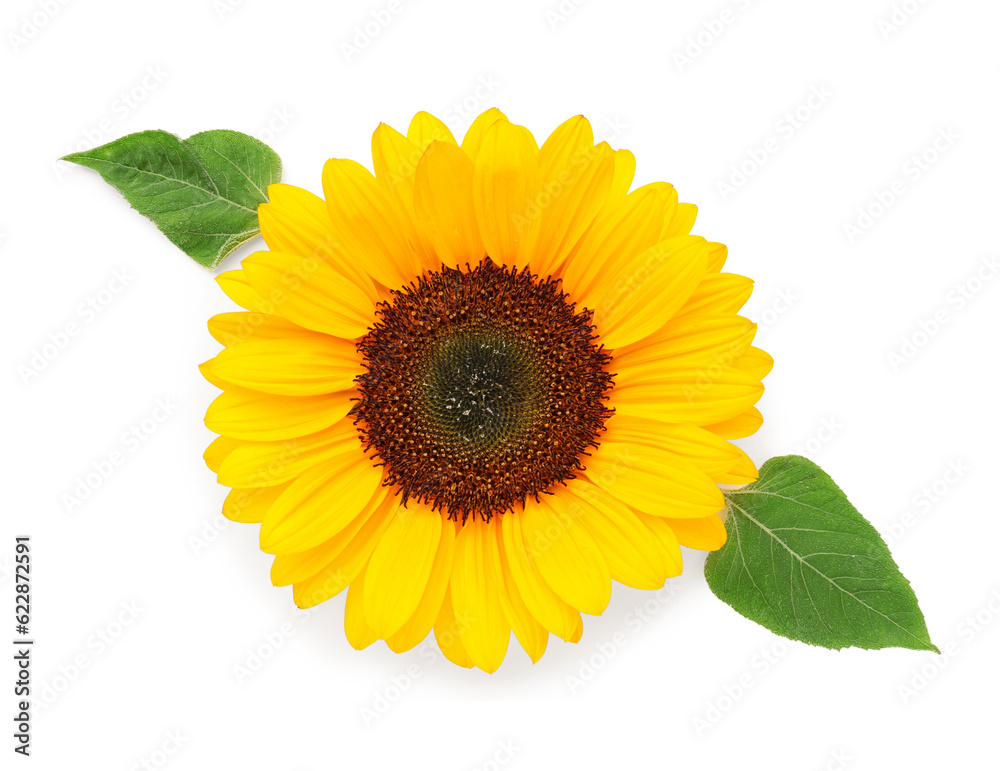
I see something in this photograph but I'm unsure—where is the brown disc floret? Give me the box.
[354,259,614,523]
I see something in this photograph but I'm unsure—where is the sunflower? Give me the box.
[200,109,771,672]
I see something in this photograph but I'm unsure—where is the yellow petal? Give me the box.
[720,445,759,484]
[472,118,541,270]
[216,270,266,311]
[260,452,385,553]
[559,184,668,302]
[734,346,774,381]
[718,441,758,484]
[633,514,683,577]
[676,273,754,318]
[344,563,379,650]
[662,202,698,239]
[413,141,486,269]
[500,511,581,641]
[292,495,399,608]
[539,115,594,177]
[567,481,667,589]
[364,507,443,637]
[217,420,361,488]
[588,236,709,349]
[371,123,438,271]
[613,313,756,379]
[203,435,239,473]
[450,517,511,673]
[372,122,421,201]
[601,415,757,485]
[385,521,456,653]
[201,336,362,396]
[258,184,377,302]
[460,108,507,162]
[531,139,615,277]
[241,250,375,339]
[704,406,763,439]
[611,366,765,425]
[496,526,549,663]
[205,386,352,442]
[433,585,475,669]
[522,495,611,615]
[407,111,458,150]
[270,489,390,585]
[608,148,636,202]
[530,115,615,276]
[198,359,233,392]
[321,158,423,289]
[666,514,727,551]
[706,242,728,273]
[223,483,290,524]
[207,312,312,348]
[585,440,724,518]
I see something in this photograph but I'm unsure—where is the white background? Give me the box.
[3,0,999,768]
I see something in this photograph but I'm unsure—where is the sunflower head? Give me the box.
[201,109,771,673]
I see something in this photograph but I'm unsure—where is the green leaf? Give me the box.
[62,129,282,268]
[705,455,937,652]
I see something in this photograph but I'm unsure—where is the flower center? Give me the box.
[421,325,543,450]
[354,259,613,523]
